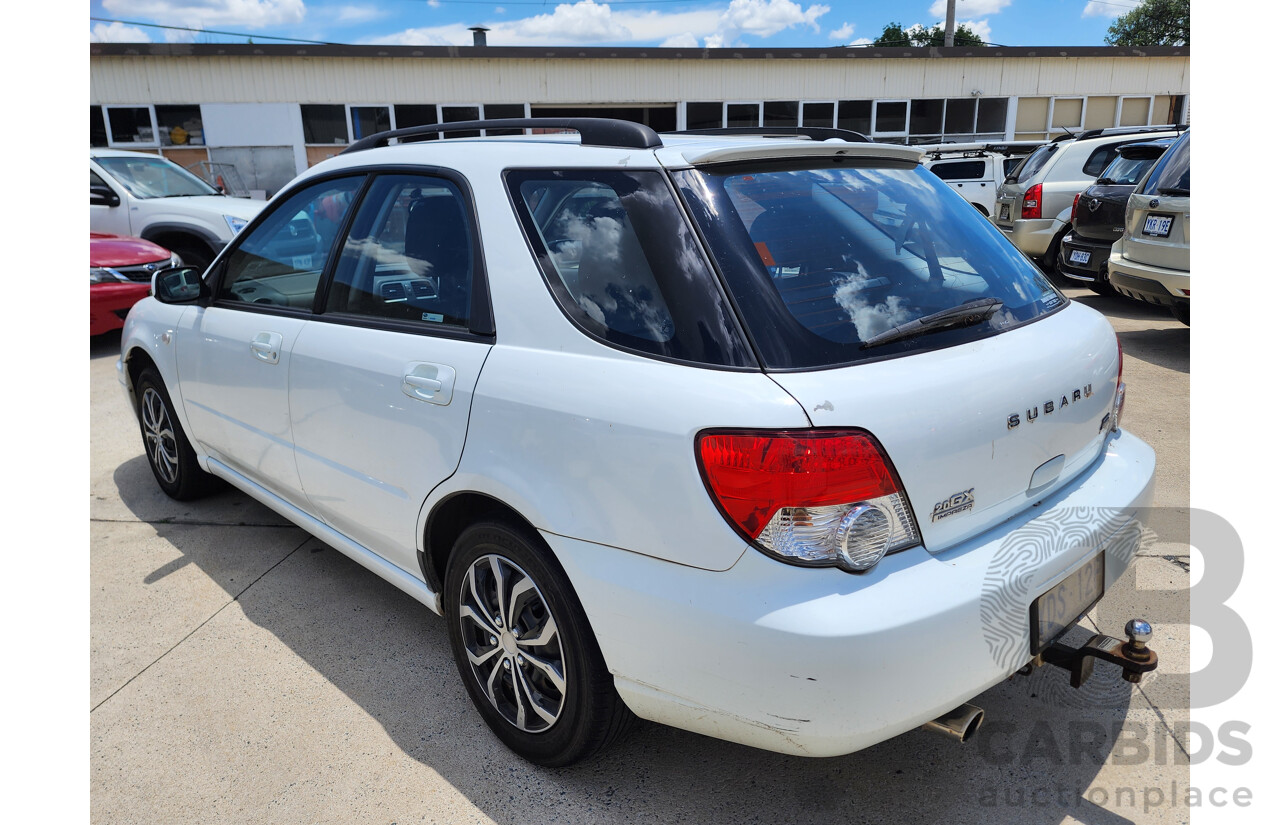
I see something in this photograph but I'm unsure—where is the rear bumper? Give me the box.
[997,217,1062,258]
[1057,233,1114,282]
[549,432,1157,757]
[1107,252,1190,309]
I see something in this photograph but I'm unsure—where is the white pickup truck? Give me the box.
[922,142,1043,218]
[91,149,265,271]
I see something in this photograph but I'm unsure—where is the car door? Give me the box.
[289,172,493,574]
[174,175,365,510]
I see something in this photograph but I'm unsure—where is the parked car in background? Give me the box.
[119,119,1157,767]
[91,149,265,271]
[993,126,1184,271]
[90,233,179,336]
[1056,138,1175,291]
[1108,130,1191,325]
[922,142,1043,218]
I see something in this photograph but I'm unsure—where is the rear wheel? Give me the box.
[1172,303,1190,326]
[444,520,633,766]
[136,367,220,500]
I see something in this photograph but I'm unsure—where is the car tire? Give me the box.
[136,367,220,500]
[444,520,634,767]
[1172,303,1190,326]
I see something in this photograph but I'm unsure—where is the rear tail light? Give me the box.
[1071,192,1081,223]
[696,429,921,572]
[1022,184,1043,219]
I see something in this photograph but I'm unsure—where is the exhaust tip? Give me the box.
[921,703,984,743]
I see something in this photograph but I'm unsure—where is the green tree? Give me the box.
[1104,0,1189,46]
[873,21,987,47]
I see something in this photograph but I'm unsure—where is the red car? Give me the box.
[90,233,179,335]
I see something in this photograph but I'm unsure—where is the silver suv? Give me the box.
[994,126,1184,270]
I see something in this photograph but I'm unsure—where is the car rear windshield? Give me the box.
[1097,154,1158,186]
[1011,144,1056,183]
[674,159,1065,370]
[1140,133,1190,196]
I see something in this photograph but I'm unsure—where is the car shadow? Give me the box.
[1068,291,1177,324]
[105,456,1182,825]
[91,329,123,361]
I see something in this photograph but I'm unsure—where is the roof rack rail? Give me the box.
[341,117,664,154]
[668,126,870,143]
[917,140,1046,157]
[1051,123,1187,143]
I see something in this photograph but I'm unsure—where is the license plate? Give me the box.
[1142,215,1173,237]
[1030,554,1105,653]
[1069,249,1091,265]
[999,204,1010,221]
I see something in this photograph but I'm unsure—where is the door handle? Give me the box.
[402,363,456,406]
[250,332,283,364]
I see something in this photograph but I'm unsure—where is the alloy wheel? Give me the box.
[141,387,179,485]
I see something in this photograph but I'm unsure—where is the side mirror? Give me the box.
[152,266,206,304]
[90,184,121,207]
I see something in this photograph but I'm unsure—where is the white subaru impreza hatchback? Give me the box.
[118,119,1157,766]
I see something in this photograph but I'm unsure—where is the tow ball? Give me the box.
[1039,619,1158,688]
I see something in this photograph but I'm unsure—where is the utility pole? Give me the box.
[945,0,956,47]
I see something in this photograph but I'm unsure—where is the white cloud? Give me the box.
[661,32,701,48]
[366,1,826,48]
[957,18,992,42]
[829,22,853,41]
[90,21,152,42]
[101,1,307,30]
[928,0,1011,17]
[335,5,387,24]
[1082,0,1125,18]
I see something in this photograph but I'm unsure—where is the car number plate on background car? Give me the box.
[1069,250,1091,265]
[1142,215,1173,237]
[999,204,1010,221]
[1030,553,1104,653]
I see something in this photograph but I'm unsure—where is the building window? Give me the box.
[155,105,204,145]
[685,102,723,130]
[302,104,348,144]
[762,101,799,127]
[441,105,482,137]
[105,106,157,146]
[481,104,529,136]
[1050,97,1084,131]
[873,101,908,135]
[1118,96,1153,127]
[726,103,760,127]
[837,100,872,134]
[909,99,944,143]
[975,98,1008,134]
[801,101,835,127]
[350,106,391,141]
[91,106,109,147]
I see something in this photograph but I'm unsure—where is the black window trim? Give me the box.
[207,164,496,343]
[501,165,759,373]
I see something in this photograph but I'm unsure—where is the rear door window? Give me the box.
[1140,132,1190,196]
[506,169,754,368]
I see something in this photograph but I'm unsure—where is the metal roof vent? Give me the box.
[469,27,489,47]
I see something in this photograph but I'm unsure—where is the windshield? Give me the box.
[1012,143,1056,183]
[1097,154,1158,186]
[95,155,219,199]
[1140,132,1190,196]
[675,160,1064,369]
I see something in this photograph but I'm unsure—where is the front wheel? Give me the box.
[135,367,220,500]
[444,521,633,766]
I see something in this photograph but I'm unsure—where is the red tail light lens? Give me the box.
[697,429,921,571]
[1022,183,1043,220]
[1071,192,1081,223]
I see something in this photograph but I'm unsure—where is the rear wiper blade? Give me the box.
[861,298,1003,349]
[1157,186,1190,196]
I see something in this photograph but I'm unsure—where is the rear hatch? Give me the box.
[994,142,1058,226]
[669,144,1121,553]
[1120,131,1190,272]
[1073,184,1131,243]
[769,304,1119,551]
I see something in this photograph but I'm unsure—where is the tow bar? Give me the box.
[1039,619,1158,688]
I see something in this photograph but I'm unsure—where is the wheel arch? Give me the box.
[420,491,548,595]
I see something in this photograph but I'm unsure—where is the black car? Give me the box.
[1056,138,1175,291]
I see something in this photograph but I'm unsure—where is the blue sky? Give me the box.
[88,0,1145,48]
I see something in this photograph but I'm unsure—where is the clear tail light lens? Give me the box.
[696,429,921,572]
[1021,183,1042,219]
